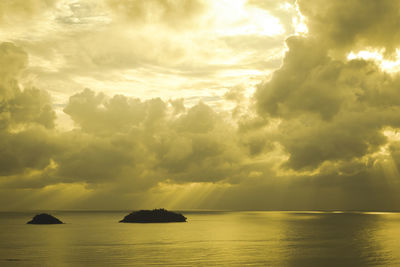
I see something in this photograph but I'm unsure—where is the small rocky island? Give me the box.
[119,209,187,223]
[27,213,64,224]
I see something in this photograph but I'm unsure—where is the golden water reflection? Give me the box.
[1,211,400,266]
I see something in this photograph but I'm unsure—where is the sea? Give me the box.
[1,210,400,266]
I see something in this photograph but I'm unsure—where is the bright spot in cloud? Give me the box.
[347,49,400,73]
[212,0,284,36]
[293,2,308,35]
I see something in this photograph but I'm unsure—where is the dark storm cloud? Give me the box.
[255,33,400,170]
[0,127,58,176]
[0,42,57,176]
[298,0,400,57]
[0,43,55,130]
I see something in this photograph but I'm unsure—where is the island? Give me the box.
[119,208,187,223]
[27,213,64,224]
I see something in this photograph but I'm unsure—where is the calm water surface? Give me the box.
[1,211,400,266]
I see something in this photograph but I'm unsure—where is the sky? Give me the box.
[2,0,400,211]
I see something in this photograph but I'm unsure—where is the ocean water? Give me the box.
[1,211,400,266]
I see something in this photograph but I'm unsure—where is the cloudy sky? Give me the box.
[2,0,400,211]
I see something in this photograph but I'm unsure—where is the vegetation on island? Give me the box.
[27,213,64,224]
[119,209,187,223]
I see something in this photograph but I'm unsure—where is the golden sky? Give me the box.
[2,0,400,211]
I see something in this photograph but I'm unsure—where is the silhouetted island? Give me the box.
[119,209,187,223]
[27,213,64,224]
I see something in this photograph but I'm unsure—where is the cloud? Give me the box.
[0,42,28,80]
[247,0,297,34]
[255,35,400,170]
[0,51,247,197]
[298,0,400,57]
[0,42,28,104]
[0,42,56,130]
[0,42,58,177]
[54,132,136,183]
[0,69,247,207]
[0,127,58,176]
[62,88,243,184]
[63,89,167,134]
[8,88,56,129]
[0,0,56,25]
[255,36,337,120]
[4,0,400,211]
[11,0,289,115]
[106,0,206,29]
